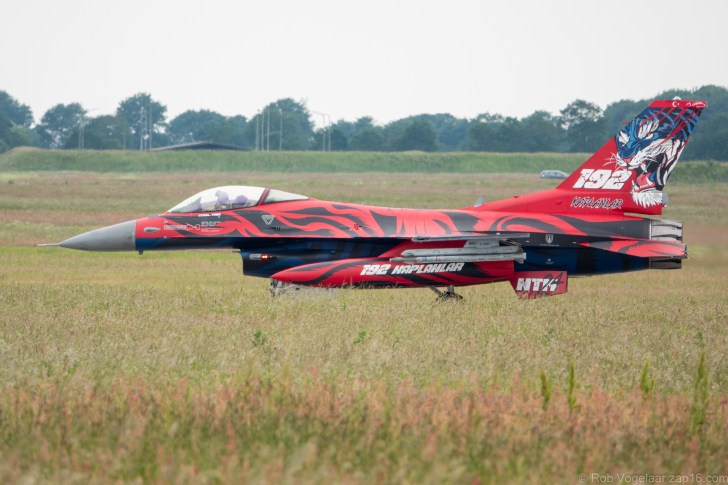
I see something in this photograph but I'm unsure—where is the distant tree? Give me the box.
[668,85,728,160]
[380,118,405,150]
[342,117,385,151]
[329,127,349,150]
[473,112,505,124]
[468,121,497,151]
[0,91,33,127]
[468,114,522,152]
[686,112,728,161]
[560,99,605,152]
[354,116,376,132]
[310,126,349,151]
[329,120,355,144]
[599,99,643,143]
[431,114,469,151]
[0,111,38,152]
[116,93,167,150]
[7,126,39,148]
[350,126,385,151]
[168,110,233,145]
[227,115,249,148]
[691,85,728,112]
[328,119,363,150]
[392,119,437,152]
[64,115,130,149]
[493,117,522,151]
[36,103,86,148]
[0,112,12,152]
[378,120,401,150]
[520,111,563,151]
[246,98,312,150]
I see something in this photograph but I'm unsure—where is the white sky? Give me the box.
[2,0,726,126]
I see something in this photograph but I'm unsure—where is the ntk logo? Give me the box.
[510,271,568,298]
[516,277,559,292]
[573,169,631,190]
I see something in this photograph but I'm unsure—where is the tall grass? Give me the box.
[640,360,656,399]
[1,171,728,482]
[1,370,726,483]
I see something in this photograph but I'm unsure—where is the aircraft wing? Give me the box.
[386,233,569,298]
[388,233,530,264]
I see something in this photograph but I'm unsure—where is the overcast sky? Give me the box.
[2,0,726,126]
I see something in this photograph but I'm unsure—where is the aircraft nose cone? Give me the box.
[59,219,136,251]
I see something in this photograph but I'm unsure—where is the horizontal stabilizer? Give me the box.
[579,239,686,258]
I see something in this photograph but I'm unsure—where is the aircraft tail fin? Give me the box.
[478,99,706,215]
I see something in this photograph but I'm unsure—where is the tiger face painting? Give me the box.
[613,101,704,207]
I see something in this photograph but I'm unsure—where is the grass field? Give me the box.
[2,147,728,182]
[1,164,728,483]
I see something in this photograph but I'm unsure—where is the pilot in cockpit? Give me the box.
[214,189,230,210]
[231,194,250,208]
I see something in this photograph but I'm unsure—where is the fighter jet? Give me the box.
[44,99,705,299]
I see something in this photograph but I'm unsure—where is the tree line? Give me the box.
[1,85,726,160]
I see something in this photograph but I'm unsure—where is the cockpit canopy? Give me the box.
[167,186,308,213]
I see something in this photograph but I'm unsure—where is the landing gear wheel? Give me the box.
[268,279,283,297]
[269,279,304,297]
[429,285,464,302]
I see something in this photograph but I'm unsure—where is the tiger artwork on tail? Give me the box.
[613,101,704,208]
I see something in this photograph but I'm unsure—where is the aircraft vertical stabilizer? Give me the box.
[478,99,706,216]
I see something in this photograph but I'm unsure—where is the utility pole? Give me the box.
[148,100,153,150]
[139,106,145,151]
[255,110,260,151]
[279,108,283,151]
[266,107,270,151]
[311,110,331,151]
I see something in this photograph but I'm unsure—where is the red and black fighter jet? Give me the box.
[45,99,705,299]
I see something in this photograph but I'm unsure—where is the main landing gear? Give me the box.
[428,285,464,302]
[268,279,337,298]
[269,279,304,297]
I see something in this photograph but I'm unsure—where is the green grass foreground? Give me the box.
[1,170,728,482]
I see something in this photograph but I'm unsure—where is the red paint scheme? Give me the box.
[272,259,514,289]
[137,202,652,242]
[58,99,705,299]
